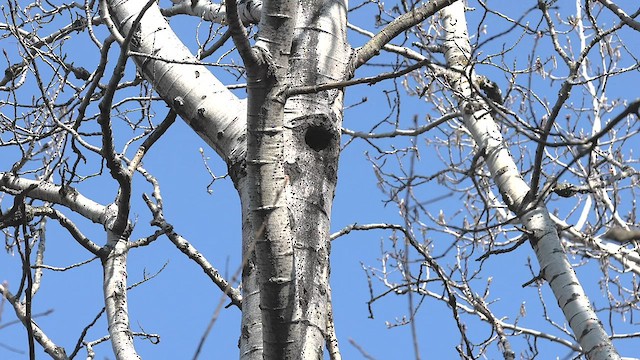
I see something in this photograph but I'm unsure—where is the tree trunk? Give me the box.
[104,0,350,358]
[102,230,138,360]
[439,3,620,359]
[239,0,350,358]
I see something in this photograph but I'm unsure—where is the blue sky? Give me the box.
[1,1,639,359]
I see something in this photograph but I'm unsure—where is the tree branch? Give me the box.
[143,193,242,308]
[226,0,259,69]
[439,3,621,358]
[31,207,102,255]
[354,0,458,69]
[0,284,69,360]
[0,173,107,224]
[287,59,434,97]
[105,0,247,163]
[341,112,459,139]
[596,0,640,32]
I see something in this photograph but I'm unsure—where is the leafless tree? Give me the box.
[1,0,638,359]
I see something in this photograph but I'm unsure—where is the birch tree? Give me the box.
[438,2,618,358]
[1,0,639,359]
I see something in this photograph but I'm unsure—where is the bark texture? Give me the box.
[245,0,299,358]
[240,0,351,358]
[102,230,138,360]
[439,3,620,359]
[105,0,246,164]
[104,0,350,358]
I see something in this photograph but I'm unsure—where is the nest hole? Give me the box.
[305,126,332,152]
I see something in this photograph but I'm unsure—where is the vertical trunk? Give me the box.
[239,0,351,358]
[238,184,264,359]
[245,0,299,358]
[102,0,351,357]
[439,3,620,359]
[280,0,350,355]
[102,231,138,360]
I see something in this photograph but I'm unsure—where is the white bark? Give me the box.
[163,0,262,25]
[4,0,633,358]
[0,172,139,358]
[96,3,253,353]
[244,0,298,358]
[104,0,350,357]
[279,1,350,356]
[0,172,106,223]
[162,0,226,23]
[105,0,246,164]
[236,0,350,357]
[102,229,138,360]
[439,3,620,359]
[0,284,68,360]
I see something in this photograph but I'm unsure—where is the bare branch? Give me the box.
[31,207,102,255]
[596,0,640,32]
[0,173,107,224]
[226,0,259,69]
[0,284,69,360]
[355,0,458,68]
[287,59,436,97]
[141,187,242,308]
[342,113,459,139]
